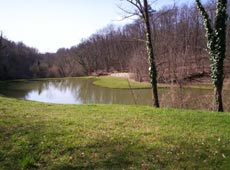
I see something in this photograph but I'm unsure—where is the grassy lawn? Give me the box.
[0,96,230,169]
[93,76,151,89]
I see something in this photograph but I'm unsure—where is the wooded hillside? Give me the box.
[1,2,229,82]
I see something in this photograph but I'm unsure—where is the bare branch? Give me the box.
[116,4,141,19]
[126,0,143,13]
[152,4,177,22]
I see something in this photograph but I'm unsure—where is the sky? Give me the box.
[0,0,198,53]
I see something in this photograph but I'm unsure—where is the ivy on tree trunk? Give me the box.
[124,0,160,107]
[196,0,227,112]
[143,0,160,107]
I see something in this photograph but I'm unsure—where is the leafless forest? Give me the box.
[0,2,229,83]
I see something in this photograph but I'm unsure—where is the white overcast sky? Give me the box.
[0,0,200,53]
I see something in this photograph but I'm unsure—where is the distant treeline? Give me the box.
[0,2,229,82]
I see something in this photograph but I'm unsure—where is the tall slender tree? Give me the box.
[195,0,227,112]
[122,0,160,107]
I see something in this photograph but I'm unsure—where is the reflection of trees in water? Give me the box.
[30,79,133,104]
[0,81,45,99]
[67,79,139,104]
[223,90,230,111]
[1,79,230,111]
[160,87,215,110]
[38,79,152,105]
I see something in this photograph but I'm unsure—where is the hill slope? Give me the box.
[0,97,230,169]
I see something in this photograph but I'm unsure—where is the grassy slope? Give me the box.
[92,76,214,90]
[0,97,230,170]
[93,76,151,89]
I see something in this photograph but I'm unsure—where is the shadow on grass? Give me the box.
[1,120,151,170]
[1,114,230,170]
[53,133,152,170]
[0,121,48,170]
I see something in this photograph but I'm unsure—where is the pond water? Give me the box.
[0,78,229,111]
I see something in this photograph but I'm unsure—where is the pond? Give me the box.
[0,78,229,111]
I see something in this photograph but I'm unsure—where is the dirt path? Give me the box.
[109,73,130,78]
[109,72,137,81]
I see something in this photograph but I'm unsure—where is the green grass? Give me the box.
[91,76,215,90]
[93,76,151,89]
[0,96,230,169]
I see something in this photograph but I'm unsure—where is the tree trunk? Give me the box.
[196,0,227,112]
[145,31,159,107]
[144,0,160,107]
[213,84,224,112]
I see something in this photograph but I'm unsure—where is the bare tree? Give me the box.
[195,0,227,112]
[121,0,160,107]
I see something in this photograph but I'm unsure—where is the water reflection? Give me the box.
[21,79,152,105]
[0,78,229,111]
